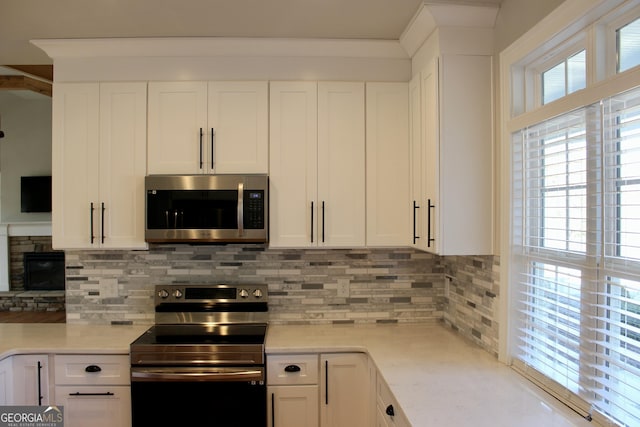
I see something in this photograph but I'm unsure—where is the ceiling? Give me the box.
[0,0,502,65]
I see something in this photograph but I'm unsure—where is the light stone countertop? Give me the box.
[0,323,149,358]
[0,322,593,426]
[266,322,593,427]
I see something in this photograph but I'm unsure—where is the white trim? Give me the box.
[498,0,616,365]
[31,37,409,60]
[400,2,498,57]
[0,225,8,292]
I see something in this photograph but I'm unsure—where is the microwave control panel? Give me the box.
[245,191,265,229]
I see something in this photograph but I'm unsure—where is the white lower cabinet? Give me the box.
[267,352,371,427]
[0,357,10,405]
[268,354,319,427]
[376,371,410,427]
[55,385,131,427]
[54,354,131,427]
[2,354,51,405]
[269,385,319,427]
[320,353,370,427]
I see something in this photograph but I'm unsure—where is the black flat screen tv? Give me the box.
[20,175,52,213]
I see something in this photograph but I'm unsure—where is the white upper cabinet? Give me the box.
[147,82,208,174]
[147,81,268,175]
[208,82,269,173]
[269,81,318,247]
[270,81,365,248]
[52,82,147,250]
[317,82,366,247]
[365,82,410,247]
[411,55,493,255]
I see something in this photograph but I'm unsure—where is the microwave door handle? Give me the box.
[237,182,244,237]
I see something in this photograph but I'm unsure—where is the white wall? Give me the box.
[0,91,52,224]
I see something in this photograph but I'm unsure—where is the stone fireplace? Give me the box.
[9,236,58,290]
[0,235,66,312]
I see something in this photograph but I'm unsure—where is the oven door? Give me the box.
[131,366,266,427]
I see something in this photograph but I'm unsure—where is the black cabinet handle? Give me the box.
[85,365,102,373]
[69,392,114,396]
[386,404,395,417]
[271,393,275,427]
[37,361,43,406]
[310,201,314,243]
[322,201,325,243]
[325,360,329,405]
[199,127,204,169]
[427,198,435,247]
[413,200,420,244]
[101,202,105,244]
[211,128,215,170]
[90,202,95,244]
[284,364,301,373]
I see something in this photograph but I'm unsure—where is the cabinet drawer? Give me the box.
[54,355,130,385]
[267,354,318,385]
[55,385,131,427]
[376,374,410,427]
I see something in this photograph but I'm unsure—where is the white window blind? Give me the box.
[512,86,640,426]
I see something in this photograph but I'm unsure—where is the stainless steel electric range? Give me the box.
[130,283,268,427]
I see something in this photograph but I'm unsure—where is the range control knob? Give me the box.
[239,289,249,298]
[252,289,263,298]
[158,289,169,299]
[172,289,183,299]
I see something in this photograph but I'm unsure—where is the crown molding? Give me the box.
[31,37,408,61]
[400,2,499,57]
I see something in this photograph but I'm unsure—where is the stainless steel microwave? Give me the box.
[145,174,268,243]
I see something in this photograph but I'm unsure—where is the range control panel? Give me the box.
[155,284,268,304]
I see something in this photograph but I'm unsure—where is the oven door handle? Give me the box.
[131,367,264,383]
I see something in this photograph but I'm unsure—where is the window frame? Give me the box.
[500,0,640,425]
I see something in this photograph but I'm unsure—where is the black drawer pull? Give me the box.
[284,365,301,373]
[85,365,102,373]
[69,392,114,396]
[386,404,395,417]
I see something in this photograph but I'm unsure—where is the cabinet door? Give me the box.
[377,404,391,427]
[208,81,268,173]
[11,355,50,406]
[0,357,12,405]
[147,81,207,174]
[99,83,147,249]
[317,82,366,247]
[365,82,410,246]
[52,83,100,249]
[320,353,370,427]
[268,385,319,427]
[409,73,424,251]
[269,81,318,247]
[439,55,493,255]
[55,385,131,427]
[420,58,440,254]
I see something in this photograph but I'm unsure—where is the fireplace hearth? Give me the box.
[23,252,65,291]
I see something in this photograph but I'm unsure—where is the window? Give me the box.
[512,87,640,427]
[505,2,640,425]
[542,50,586,104]
[617,17,640,73]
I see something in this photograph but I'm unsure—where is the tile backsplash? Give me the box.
[64,244,499,356]
[65,245,446,325]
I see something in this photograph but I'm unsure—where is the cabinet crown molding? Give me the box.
[400,2,499,57]
[31,37,408,60]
